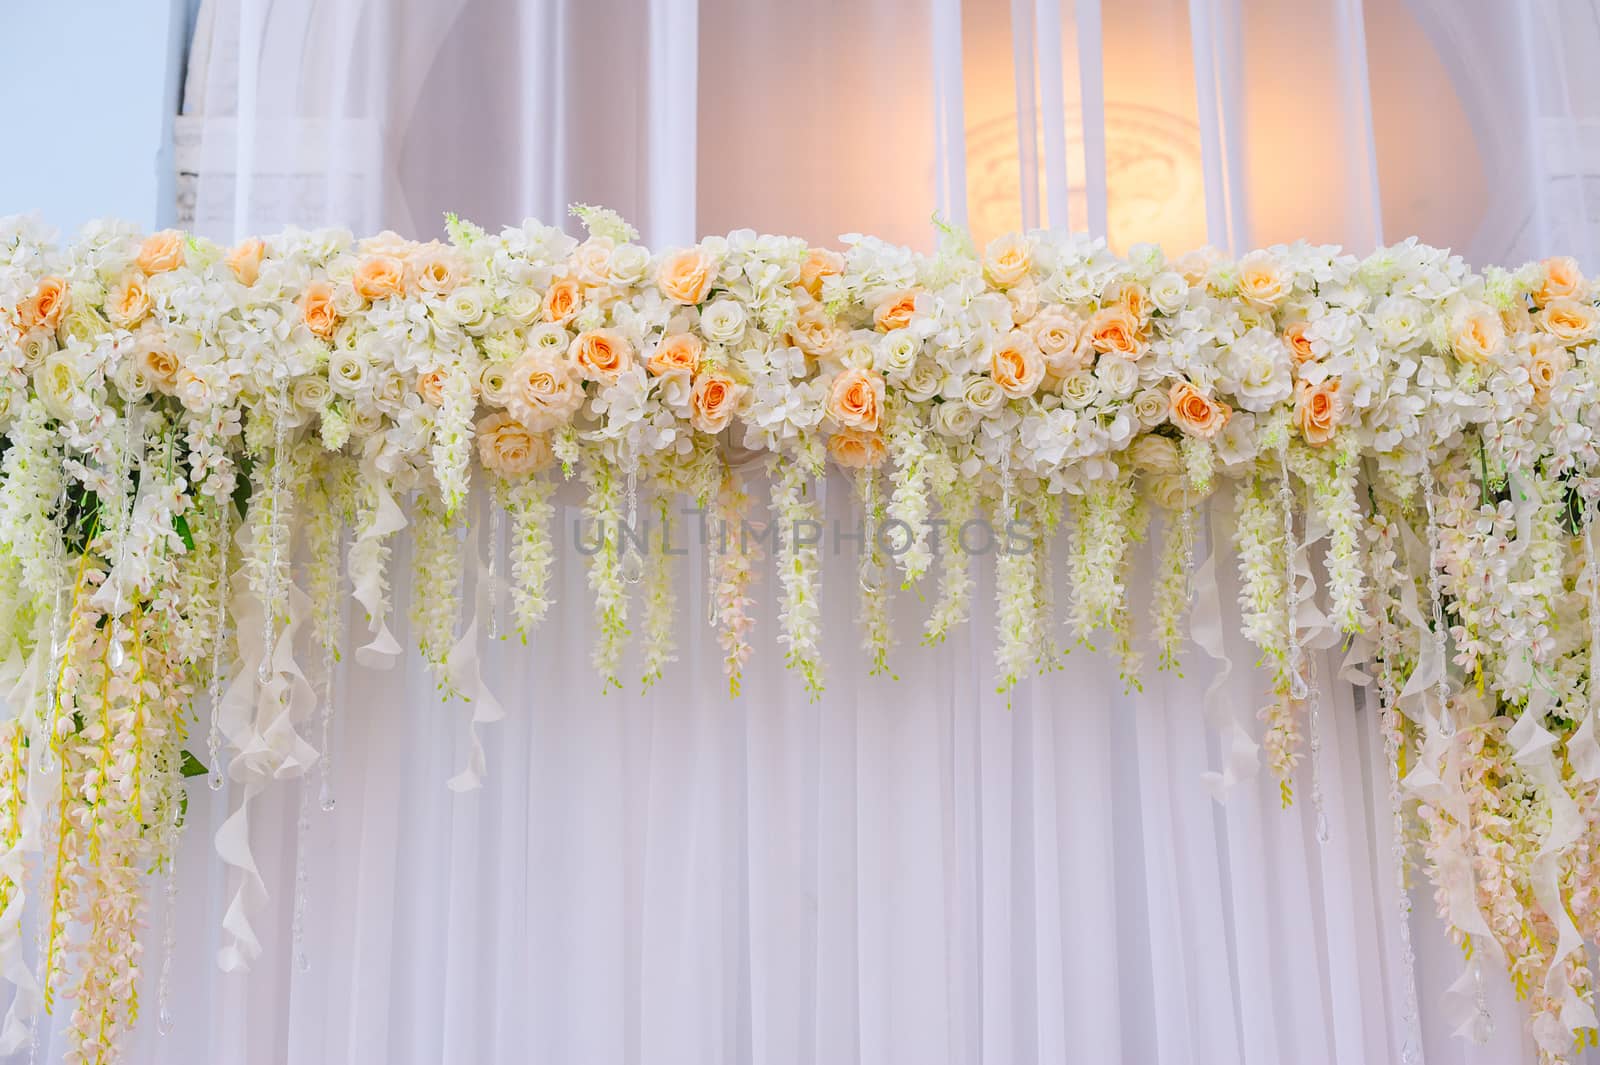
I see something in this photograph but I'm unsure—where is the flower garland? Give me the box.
[3,210,1600,1059]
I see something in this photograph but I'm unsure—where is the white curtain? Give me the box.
[59,2,1597,1064]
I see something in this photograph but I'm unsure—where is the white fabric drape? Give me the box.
[55,2,1599,1063]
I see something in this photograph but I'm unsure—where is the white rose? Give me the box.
[1148,271,1189,315]
[1057,368,1099,409]
[294,376,332,412]
[903,359,944,402]
[1131,387,1169,427]
[1214,410,1260,468]
[502,288,543,326]
[876,330,921,380]
[1226,328,1292,412]
[1095,355,1138,399]
[1128,434,1181,474]
[933,400,979,437]
[839,331,877,371]
[699,298,747,344]
[33,352,83,422]
[1373,295,1424,350]
[333,282,366,317]
[608,243,651,286]
[527,322,570,353]
[442,285,489,331]
[327,349,371,397]
[962,375,1006,414]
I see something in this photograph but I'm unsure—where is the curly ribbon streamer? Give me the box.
[1197,504,1257,800]
[349,477,407,669]
[1508,687,1599,1053]
[214,523,318,973]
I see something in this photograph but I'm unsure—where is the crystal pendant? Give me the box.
[619,548,645,585]
[107,635,126,670]
[1289,669,1309,701]
[158,1007,175,1036]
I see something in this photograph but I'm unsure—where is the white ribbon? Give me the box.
[350,479,407,670]
[1197,504,1257,800]
[445,503,505,792]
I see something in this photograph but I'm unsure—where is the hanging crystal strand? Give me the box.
[206,500,234,793]
[257,378,292,685]
[155,789,183,1035]
[998,438,1014,521]
[1471,942,1494,1042]
[858,469,883,592]
[486,482,503,640]
[1421,467,1453,735]
[316,605,338,813]
[106,406,141,672]
[1584,511,1600,701]
[620,464,644,585]
[1376,630,1423,1065]
[290,775,314,972]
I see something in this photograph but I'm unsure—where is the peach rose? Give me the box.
[226,239,265,286]
[790,306,841,358]
[1282,321,1317,365]
[136,230,186,275]
[983,233,1032,287]
[299,281,340,338]
[990,331,1045,398]
[107,275,152,328]
[1168,381,1230,439]
[690,370,746,434]
[1294,378,1342,446]
[1536,256,1586,306]
[506,349,584,431]
[542,277,584,323]
[799,248,844,298]
[138,344,182,394]
[826,366,885,431]
[657,247,716,305]
[15,276,69,333]
[872,289,920,332]
[1085,305,1147,359]
[1175,247,1222,287]
[570,328,634,384]
[411,246,464,296]
[1031,310,1087,375]
[828,427,887,469]
[1111,281,1148,320]
[475,411,553,477]
[1529,339,1571,405]
[417,368,449,406]
[1450,305,1505,366]
[649,333,702,377]
[353,254,407,301]
[1538,298,1598,345]
[1236,251,1288,308]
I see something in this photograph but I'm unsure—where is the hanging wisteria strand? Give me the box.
[3,211,1600,1060]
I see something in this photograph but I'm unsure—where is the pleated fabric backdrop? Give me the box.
[25,0,1600,1062]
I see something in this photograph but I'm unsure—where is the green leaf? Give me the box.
[179,749,208,778]
[172,512,195,552]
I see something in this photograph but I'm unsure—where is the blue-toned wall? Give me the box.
[0,0,189,234]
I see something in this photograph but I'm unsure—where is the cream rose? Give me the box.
[1235,250,1288,308]
[476,411,554,477]
[690,370,746,434]
[1031,311,1087,375]
[827,427,887,468]
[1529,340,1571,405]
[107,275,152,329]
[1168,381,1230,439]
[507,349,585,431]
[608,244,651,286]
[570,328,634,384]
[699,298,747,345]
[1450,304,1505,366]
[983,233,1032,287]
[790,307,841,358]
[136,230,185,275]
[1128,434,1181,475]
[990,331,1044,398]
[1538,298,1598,345]
[657,247,716,305]
[137,344,181,394]
[354,254,407,301]
[225,239,265,286]
[1536,256,1586,306]
[1294,378,1342,446]
[825,366,885,431]
[411,247,465,296]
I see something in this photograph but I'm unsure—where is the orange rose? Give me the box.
[690,370,745,433]
[1168,381,1230,439]
[1282,321,1317,365]
[825,366,884,431]
[799,248,844,299]
[983,233,1032,288]
[657,248,716,305]
[1538,298,1598,345]
[226,239,265,286]
[990,331,1044,398]
[136,230,186,275]
[649,333,702,377]
[299,281,340,338]
[353,254,407,301]
[1085,305,1147,359]
[417,368,449,406]
[1536,256,1586,306]
[872,289,919,332]
[827,427,887,469]
[107,275,152,328]
[475,411,553,477]
[1236,251,1287,308]
[15,276,69,333]
[1450,305,1505,366]
[569,328,634,384]
[542,277,584,323]
[1295,378,1342,446]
